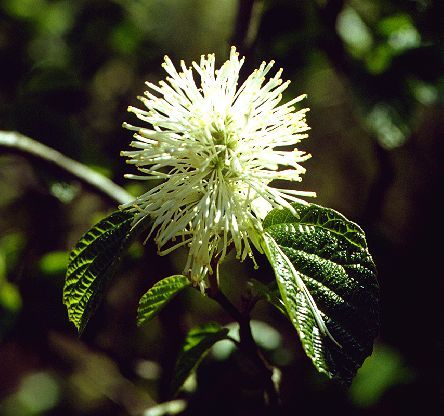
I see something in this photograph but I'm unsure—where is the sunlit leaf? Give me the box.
[137,275,190,326]
[262,202,379,385]
[63,210,141,333]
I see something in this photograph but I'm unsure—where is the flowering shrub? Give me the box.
[63,49,379,403]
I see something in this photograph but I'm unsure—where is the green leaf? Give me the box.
[137,275,190,326]
[145,400,187,416]
[247,278,287,317]
[63,209,140,333]
[39,250,68,276]
[171,323,229,395]
[349,344,412,407]
[262,202,379,385]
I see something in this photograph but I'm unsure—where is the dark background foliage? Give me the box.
[1,0,444,414]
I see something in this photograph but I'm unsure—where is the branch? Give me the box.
[207,288,280,408]
[0,130,133,205]
[231,0,264,57]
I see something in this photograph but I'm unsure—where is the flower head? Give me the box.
[122,47,314,287]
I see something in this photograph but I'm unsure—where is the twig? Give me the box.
[231,0,254,51]
[0,130,133,205]
[207,242,235,297]
[207,248,278,405]
[207,287,280,408]
[231,0,264,57]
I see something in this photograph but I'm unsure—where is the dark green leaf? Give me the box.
[247,278,287,316]
[171,323,229,395]
[63,209,140,333]
[137,275,190,326]
[263,202,379,385]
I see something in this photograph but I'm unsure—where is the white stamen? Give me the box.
[122,47,314,284]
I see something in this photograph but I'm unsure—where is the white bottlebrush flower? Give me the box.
[121,47,314,288]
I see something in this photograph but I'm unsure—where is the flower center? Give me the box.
[208,118,241,178]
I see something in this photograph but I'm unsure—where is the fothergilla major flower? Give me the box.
[121,46,315,288]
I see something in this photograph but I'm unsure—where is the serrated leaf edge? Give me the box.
[137,275,190,326]
[262,232,341,348]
